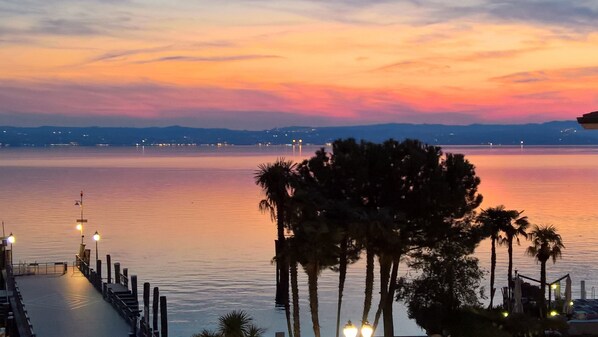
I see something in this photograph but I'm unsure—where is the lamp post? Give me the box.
[93,231,100,262]
[76,223,84,243]
[75,191,87,245]
[7,233,15,264]
[343,321,373,337]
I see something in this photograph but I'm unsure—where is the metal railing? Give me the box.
[12,262,68,276]
[75,255,142,335]
[6,264,36,337]
[104,283,140,327]
[75,255,103,291]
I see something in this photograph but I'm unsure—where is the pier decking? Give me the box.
[15,266,131,337]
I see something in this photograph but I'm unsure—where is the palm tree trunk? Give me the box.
[275,239,282,304]
[276,204,289,306]
[335,238,348,337]
[489,235,496,308]
[507,237,514,307]
[361,246,374,324]
[540,261,547,318]
[291,256,301,337]
[307,263,321,337]
[383,257,400,337]
[373,253,392,333]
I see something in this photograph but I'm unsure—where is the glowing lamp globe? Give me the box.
[361,322,374,337]
[93,231,100,241]
[7,233,15,244]
[343,321,357,337]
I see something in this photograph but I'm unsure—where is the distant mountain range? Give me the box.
[1,121,597,146]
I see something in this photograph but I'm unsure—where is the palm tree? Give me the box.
[193,311,266,337]
[255,158,296,307]
[526,225,564,317]
[498,210,529,303]
[477,205,521,308]
[218,310,252,337]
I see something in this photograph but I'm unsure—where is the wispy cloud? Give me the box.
[372,60,450,73]
[492,66,598,83]
[88,45,175,63]
[134,54,283,64]
[31,18,102,35]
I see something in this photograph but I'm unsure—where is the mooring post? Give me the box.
[115,262,121,285]
[96,259,102,289]
[131,275,138,302]
[160,296,168,337]
[123,268,129,288]
[143,282,150,325]
[107,254,112,283]
[153,287,159,332]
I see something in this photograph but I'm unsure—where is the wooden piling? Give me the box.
[123,268,128,288]
[84,249,91,265]
[107,254,112,283]
[143,282,150,325]
[131,275,138,302]
[153,287,159,331]
[115,262,121,284]
[96,259,102,289]
[160,296,168,337]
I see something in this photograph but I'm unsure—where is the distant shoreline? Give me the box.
[2,121,598,147]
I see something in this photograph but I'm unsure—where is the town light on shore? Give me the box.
[343,321,358,337]
[7,233,15,245]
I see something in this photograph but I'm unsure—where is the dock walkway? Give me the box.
[14,266,131,337]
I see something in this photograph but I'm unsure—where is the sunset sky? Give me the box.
[1,0,598,129]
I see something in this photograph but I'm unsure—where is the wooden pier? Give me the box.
[0,240,169,337]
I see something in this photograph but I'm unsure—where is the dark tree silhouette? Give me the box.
[499,209,529,304]
[477,206,529,308]
[255,158,296,336]
[526,225,564,317]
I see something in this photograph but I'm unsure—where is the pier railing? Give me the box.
[12,262,68,277]
[75,252,168,337]
[5,264,36,337]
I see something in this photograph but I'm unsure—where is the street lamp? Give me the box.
[75,191,87,244]
[344,320,374,337]
[76,223,84,243]
[7,233,15,264]
[361,321,373,337]
[93,231,100,262]
[343,321,357,337]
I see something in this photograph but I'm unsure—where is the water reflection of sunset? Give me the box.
[1,146,598,336]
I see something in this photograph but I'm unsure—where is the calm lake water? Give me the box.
[1,145,598,337]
